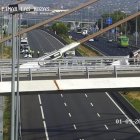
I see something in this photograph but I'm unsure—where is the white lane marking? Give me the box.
[41,30,65,47]
[97,113,101,117]
[43,121,49,140]
[73,124,77,130]
[68,113,72,117]
[40,106,45,120]
[38,94,49,140]
[64,102,67,107]
[61,94,63,98]
[106,92,140,133]
[90,102,94,107]
[38,95,42,105]
[85,94,88,98]
[104,124,109,130]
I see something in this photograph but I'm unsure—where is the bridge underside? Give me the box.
[0,77,140,95]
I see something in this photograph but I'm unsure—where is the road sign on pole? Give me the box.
[106,17,112,25]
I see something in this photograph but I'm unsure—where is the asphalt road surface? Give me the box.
[27,29,64,57]
[21,30,140,140]
[70,32,138,56]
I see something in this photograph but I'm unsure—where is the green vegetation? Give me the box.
[51,22,69,35]
[0,45,12,140]
[3,97,11,140]
[123,92,140,112]
[0,45,12,58]
[98,10,140,34]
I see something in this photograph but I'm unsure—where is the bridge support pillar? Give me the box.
[86,67,89,78]
[0,71,2,82]
[29,69,32,80]
[58,67,61,79]
[114,66,117,78]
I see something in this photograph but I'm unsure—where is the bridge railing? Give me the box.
[0,63,140,81]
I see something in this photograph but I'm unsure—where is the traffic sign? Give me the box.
[106,17,112,25]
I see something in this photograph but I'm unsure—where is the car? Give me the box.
[107,39,113,42]
[89,38,94,41]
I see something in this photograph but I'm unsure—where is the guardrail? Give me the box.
[0,56,140,68]
[0,63,140,81]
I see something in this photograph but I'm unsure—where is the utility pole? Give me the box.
[11,13,16,140]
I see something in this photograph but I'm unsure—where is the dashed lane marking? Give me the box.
[85,94,88,98]
[68,113,72,117]
[38,94,49,140]
[64,102,67,107]
[61,94,63,98]
[97,113,101,117]
[90,102,94,107]
[40,106,45,120]
[104,124,109,130]
[73,124,77,130]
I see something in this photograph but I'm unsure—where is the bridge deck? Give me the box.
[0,77,140,95]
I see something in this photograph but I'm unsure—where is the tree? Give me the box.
[51,22,68,35]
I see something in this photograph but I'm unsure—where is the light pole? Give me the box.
[9,4,34,140]
[136,1,140,47]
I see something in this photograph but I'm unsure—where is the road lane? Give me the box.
[70,32,137,56]
[39,92,140,140]
[21,29,65,140]
[21,29,140,140]
[27,29,64,57]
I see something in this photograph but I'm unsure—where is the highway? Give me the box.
[21,29,140,140]
[27,29,64,57]
[21,29,65,140]
[70,32,138,56]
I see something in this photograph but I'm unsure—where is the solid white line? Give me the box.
[64,102,67,107]
[85,94,88,98]
[38,94,49,140]
[73,124,77,130]
[61,94,63,98]
[68,113,72,117]
[106,92,140,133]
[41,30,65,47]
[90,102,94,107]
[104,124,109,130]
[40,106,45,120]
[97,113,101,117]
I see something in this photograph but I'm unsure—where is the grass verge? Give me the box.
[123,92,140,112]
[3,97,11,140]
[0,45,12,140]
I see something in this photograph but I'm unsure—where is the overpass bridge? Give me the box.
[0,57,140,94]
[0,77,140,94]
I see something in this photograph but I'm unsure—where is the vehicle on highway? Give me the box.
[76,27,82,34]
[24,52,32,58]
[117,35,129,47]
[82,29,88,36]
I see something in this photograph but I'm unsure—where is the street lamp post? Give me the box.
[11,12,17,140]
[9,4,34,140]
[136,1,140,47]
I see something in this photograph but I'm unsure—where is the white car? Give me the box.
[89,38,94,42]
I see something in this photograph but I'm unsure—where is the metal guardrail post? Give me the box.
[86,67,89,78]
[29,68,32,80]
[114,66,117,78]
[58,67,61,79]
